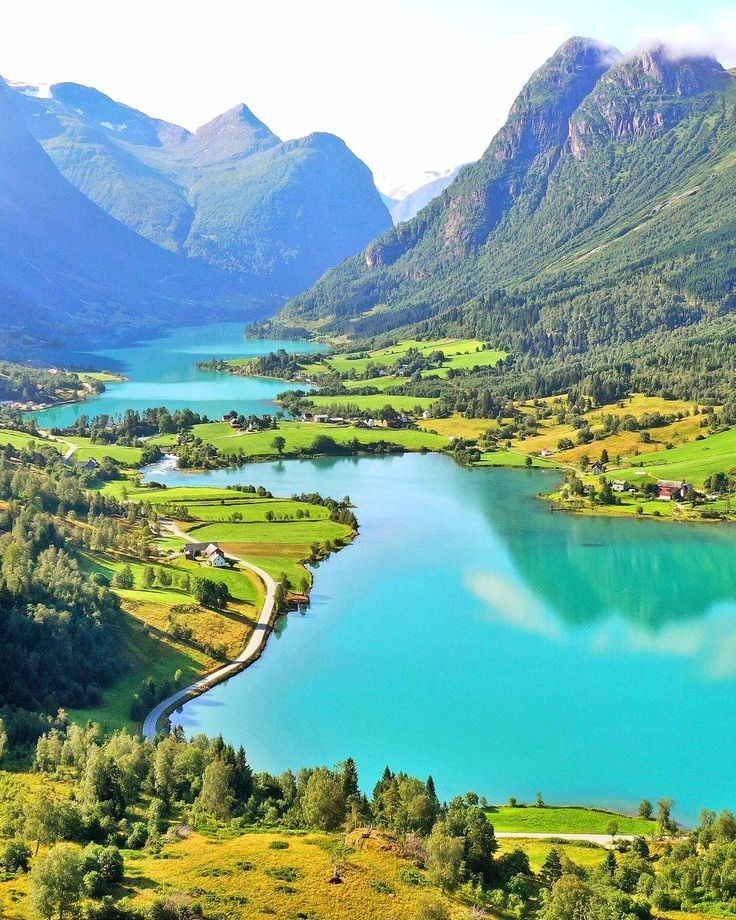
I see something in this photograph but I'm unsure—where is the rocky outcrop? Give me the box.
[569,47,730,159]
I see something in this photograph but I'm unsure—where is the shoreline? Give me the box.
[141,520,280,740]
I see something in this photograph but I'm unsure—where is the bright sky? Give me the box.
[2,0,736,193]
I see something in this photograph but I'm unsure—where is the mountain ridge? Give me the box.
[10,79,392,297]
[271,38,736,404]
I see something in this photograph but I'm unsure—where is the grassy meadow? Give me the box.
[187,419,448,460]
[487,805,656,836]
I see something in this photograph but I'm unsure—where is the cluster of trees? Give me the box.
[0,454,135,717]
[0,361,100,405]
[2,720,735,919]
[54,408,207,446]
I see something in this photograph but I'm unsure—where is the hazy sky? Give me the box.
[3,0,736,193]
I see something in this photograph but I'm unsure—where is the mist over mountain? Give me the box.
[382,166,465,224]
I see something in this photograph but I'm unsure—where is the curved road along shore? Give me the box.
[142,520,278,741]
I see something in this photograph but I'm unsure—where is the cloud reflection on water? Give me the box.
[468,570,736,680]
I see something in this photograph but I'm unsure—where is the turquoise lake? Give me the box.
[146,454,736,822]
[36,322,736,820]
[33,322,324,428]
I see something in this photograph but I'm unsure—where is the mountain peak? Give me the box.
[569,43,732,159]
[187,102,279,164]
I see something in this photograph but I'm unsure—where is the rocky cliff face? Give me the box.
[569,47,730,159]
[362,37,620,270]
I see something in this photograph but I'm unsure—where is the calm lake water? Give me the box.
[34,322,736,819]
[33,322,324,428]
[145,453,736,821]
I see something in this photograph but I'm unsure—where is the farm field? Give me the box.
[616,426,736,487]
[513,394,703,465]
[308,393,433,412]
[496,837,607,872]
[300,337,505,378]
[189,419,448,459]
[477,450,562,469]
[0,428,64,452]
[487,805,656,836]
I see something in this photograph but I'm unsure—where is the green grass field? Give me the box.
[618,426,736,487]
[0,428,64,452]
[301,337,505,379]
[477,450,563,469]
[496,837,607,872]
[487,805,656,836]
[65,436,142,465]
[191,420,448,458]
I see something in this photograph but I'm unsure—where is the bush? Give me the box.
[268,840,289,850]
[1,840,31,873]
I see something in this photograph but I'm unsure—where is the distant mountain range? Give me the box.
[381,167,464,224]
[274,38,736,397]
[0,77,246,349]
[0,78,391,347]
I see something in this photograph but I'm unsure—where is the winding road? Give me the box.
[141,520,278,741]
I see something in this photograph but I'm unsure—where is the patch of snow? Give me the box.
[7,80,53,99]
[100,120,128,132]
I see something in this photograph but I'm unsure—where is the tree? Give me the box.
[525,455,533,468]
[271,436,286,456]
[539,847,563,888]
[1,840,31,873]
[195,758,235,821]
[112,564,134,590]
[657,798,676,836]
[541,874,591,920]
[426,822,464,892]
[141,566,155,589]
[302,768,346,831]
[0,717,7,762]
[29,844,83,920]
[606,820,619,842]
[415,898,451,920]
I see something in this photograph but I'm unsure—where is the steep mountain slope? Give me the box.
[0,78,244,349]
[12,83,391,295]
[276,39,736,372]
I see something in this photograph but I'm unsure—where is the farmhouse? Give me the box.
[203,544,228,567]
[78,458,100,472]
[313,414,329,423]
[657,479,692,500]
[184,542,227,565]
[612,480,628,493]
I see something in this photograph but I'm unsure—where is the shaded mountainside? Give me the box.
[275,39,736,397]
[11,81,391,296]
[0,78,250,350]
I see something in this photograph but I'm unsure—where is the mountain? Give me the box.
[274,39,736,399]
[388,166,464,224]
[11,82,391,295]
[0,77,246,349]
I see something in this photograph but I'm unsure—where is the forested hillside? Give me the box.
[274,39,736,402]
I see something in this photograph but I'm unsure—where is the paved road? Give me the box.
[495,832,637,848]
[141,520,278,741]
